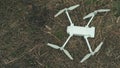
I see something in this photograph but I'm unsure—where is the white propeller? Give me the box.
[54,8,66,17]
[96,9,110,12]
[83,9,110,19]
[68,4,80,11]
[63,49,73,60]
[47,43,73,60]
[83,13,95,19]
[80,53,91,63]
[54,4,80,17]
[47,43,60,49]
[80,42,103,63]
[94,42,103,53]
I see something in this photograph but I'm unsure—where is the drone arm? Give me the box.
[65,10,74,26]
[85,15,95,27]
[84,36,93,53]
[61,35,73,50]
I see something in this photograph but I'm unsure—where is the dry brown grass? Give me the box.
[0,0,120,68]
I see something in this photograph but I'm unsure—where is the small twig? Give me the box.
[43,31,61,42]
[40,52,48,57]
[116,16,120,23]
[4,58,18,64]
[45,25,52,31]
[28,44,40,53]
[111,31,120,35]
[3,55,25,65]
[36,60,43,66]
[115,55,120,60]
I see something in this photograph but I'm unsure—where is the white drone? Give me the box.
[47,4,110,63]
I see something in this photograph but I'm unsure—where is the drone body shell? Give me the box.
[67,26,95,38]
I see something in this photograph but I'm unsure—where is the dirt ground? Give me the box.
[0,0,120,68]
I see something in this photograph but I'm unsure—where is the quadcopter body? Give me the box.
[67,26,95,38]
[47,4,110,63]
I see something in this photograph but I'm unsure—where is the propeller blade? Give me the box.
[54,8,66,17]
[47,43,60,49]
[68,4,80,10]
[83,12,94,19]
[63,49,73,60]
[96,9,110,12]
[83,9,110,19]
[94,42,103,53]
[80,53,91,63]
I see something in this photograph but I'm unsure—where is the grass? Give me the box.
[0,0,120,68]
[113,0,120,17]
